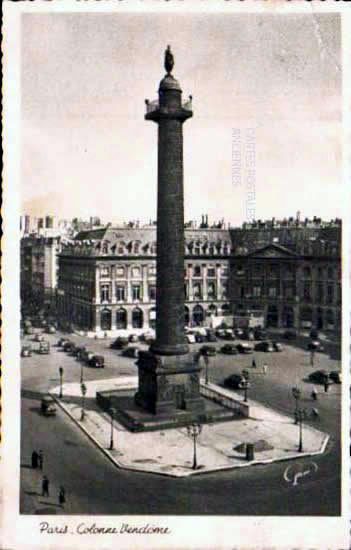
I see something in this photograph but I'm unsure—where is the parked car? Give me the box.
[21,345,32,357]
[89,354,105,368]
[254,329,268,340]
[224,374,251,390]
[329,370,342,384]
[122,346,140,359]
[206,332,217,343]
[223,329,235,340]
[272,342,283,352]
[34,333,45,342]
[254,341,274,352]
[110,337,129,350]
[220,344,238,355]
[47,325,56,334]
[233,328,244,338]
[200,345,217,357]
[308,340,324,351]
[41,395,57,416]
[63,341,75,353]
[309,329,319,339]
[82,350,94,364]
[283,329,297,340]
[236,342,253,354]
[308,370,330,384]
[195,333,206,343]
[57,338,68,347]
[129,334,139,343]
[215,329,227,339]
[38,341,50,354]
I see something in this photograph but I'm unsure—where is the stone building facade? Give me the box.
[230,218,341,333]
[55,217,341,336]
[56,226,232,335]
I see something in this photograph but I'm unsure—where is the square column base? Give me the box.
[135,351,205,416]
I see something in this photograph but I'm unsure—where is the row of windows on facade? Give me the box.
[234,265,340,280]
[88,241,232,256]
[236,282,340,301]
[99,281,228,302]
[97,265,229,279]
[61,302,231,330]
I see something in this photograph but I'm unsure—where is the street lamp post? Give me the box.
[109,407,116,450]
[59,367,64,398]
[186,423,202,470]
[292,386,304,452]
[204,355,209,385]
[292,386,301,425]
[242,369,250,402]
[80,382,87,421]
[297,409,304,452]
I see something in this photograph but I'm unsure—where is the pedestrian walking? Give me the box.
[311,387,318,401]
[38,450,44,470]
[42,476,49,497]
[324,380,330,393]
[263,363,268,375]
[251,358,257,369]
[31,450,39,469]
[58,487,66,508]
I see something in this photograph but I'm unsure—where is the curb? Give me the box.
[50,392,330,479]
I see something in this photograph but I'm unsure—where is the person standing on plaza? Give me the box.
[252,357,257,369]
[311,386,318,401]
[31,450,39,469]
[42,476,49,497]
[59,486,66,508]
[263,363,268,375]
[38,450,44,470]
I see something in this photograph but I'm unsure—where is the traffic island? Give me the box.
[50,377,330,478]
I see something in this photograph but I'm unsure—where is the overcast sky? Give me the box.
[21,12,342,225]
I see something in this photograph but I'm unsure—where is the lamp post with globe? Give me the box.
[186,423,202,470]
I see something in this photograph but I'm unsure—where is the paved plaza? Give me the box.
[49,377,329,478]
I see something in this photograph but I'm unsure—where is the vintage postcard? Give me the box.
[2,1,350,549]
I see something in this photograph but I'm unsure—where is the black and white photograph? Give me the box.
[2,2,350,549]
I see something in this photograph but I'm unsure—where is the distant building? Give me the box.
[56,225,232,334]
[20,236,62,311]
[230,217,341,332]
[23,215,341,336]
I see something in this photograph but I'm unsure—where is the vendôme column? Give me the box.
[146,46,191,356]
[135,47,204,416]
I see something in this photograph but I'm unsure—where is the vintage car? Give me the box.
[254,341,274,353]
[329,370,341,384]
[308,340,324,352]
[88,355,105,368]
[122,346,140,359]
[224,374,251,390]
[39,341,50,354]
[21,345,32,357]
[41,395,57,416]
[308,370,330,384]
[236,343,254,354]
[220,344,238,355]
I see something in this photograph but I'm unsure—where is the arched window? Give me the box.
[116,308,127,329]
[132,308,143,329]
[100,308,112,331]
[192,305,204,327]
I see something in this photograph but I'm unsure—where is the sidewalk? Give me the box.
[48,377,329,478]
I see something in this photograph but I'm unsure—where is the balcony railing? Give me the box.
[145,97,192,114]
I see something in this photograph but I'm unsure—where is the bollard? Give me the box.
[246,443,255,461]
